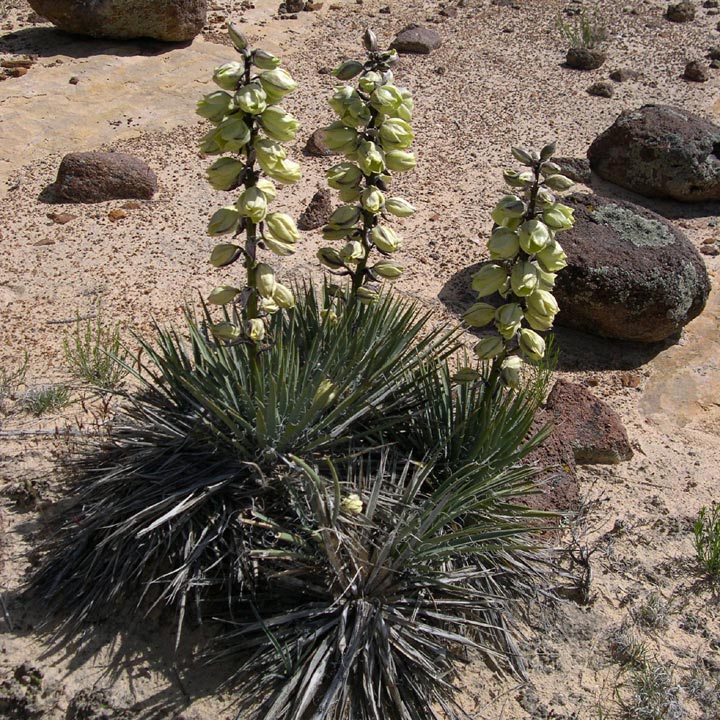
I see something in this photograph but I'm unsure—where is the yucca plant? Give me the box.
[214,450,552,720]
[30,284,460,634]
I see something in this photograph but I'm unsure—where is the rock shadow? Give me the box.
[439,261,671,372]
[0,26,190,60]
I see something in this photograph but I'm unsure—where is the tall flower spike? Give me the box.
[466,144,574,387]
[319,31,416,299]
[197,27,301,345]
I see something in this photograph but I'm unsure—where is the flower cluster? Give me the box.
[464,144,574,387]
[317,29,416,301]
[197,25,301,344]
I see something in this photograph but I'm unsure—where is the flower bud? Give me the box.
[384,197,415,217]
[246,318,266,343]
[211,321,242,342]
[526,289,559,318]
[264,212,299,244]
[370,84,403,114]
[213,62,245,91]
[536,240,568,272]
[210,243,241,267]
[207,285,240,305]
[471,263,507,297]
[322,227,353,241]
[363,28,378,52]
[503,169,533,188]
[358,71,383,94]
[518,218,551,254]
[495,303,523,340]
[488,227,520,261]
[328,205,362,229]
[511,146,534,166]
[540,142,556,160]
[535,264,557,290]
[371,225,401,253]
[256,178,277,202]
[263,236,296,256]
[327,162,363,191]
[491,195,526,228]
[518,328,546,362]
[378,118,413,150]
[252,49,281,70]
[372,259,404,279]
[339,186,362,203]
[255,137,287,163]
[255,262,277,298]
[322,122,360,154]
[501,355,523,389]
[535,187,556,206]
[341,493,363,515]
[259,67,298,103]
[474,336,505,360]
[357,286,380,304]
[259,105,300,141]
[208,206,241,236]
[272,282,295,309]
[235,82,267,115]
[463,302,496,327]
[317,247,346,270]
[267,158,301,185]
[384,149,416,173]
[333,59,364,80]
[215,115,252,152]
[357,141,385,175]
[206,157,244,190]
[510,260,539,297]
[228,24,248,51]
[524,308,554,332]
[340,240,365,263]
[237,186,268,223]
[540,161,561,176]
[196,91,233,124]
[452,367,481,383]
[361,186,385,214]
[542,203,574,231]
[543,173,574,191]
[311,379,338,413]
[258,296,280,314]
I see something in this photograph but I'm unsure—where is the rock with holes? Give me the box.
[27,0,207,41]
[587,104,720,202]
[553,193,710,342]
[50,152,158,203]
[298,189,333,230]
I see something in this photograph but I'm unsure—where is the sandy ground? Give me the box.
[1,0,720,717]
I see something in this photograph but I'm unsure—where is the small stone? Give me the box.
[609,67,640,81]
[6,67,28,77]
[298,188,333,231]
[121,200,142,209]
[304,128,335,157]
[666,1,696,22]
[284,0,304,11]
[704,0,719,7]
[555,156,592,184]
[391,23,442,54]
[565,47,606,70]
[1,58,34,69]
[69,75,79,84]
[34,238,56,246]
[48,212,77,224]
[108,209,128,221]
[684,59,709,81]
[708,45,720,59]
[305,0,323,8]
[587,80,614,97]
[701,243,720,255]
[379,5,391,12]
[711,58,720,68]
[620,373,642,388]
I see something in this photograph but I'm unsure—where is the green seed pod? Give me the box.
[474,336,505,360]
[501,355,523,389]
[495,303,523,340]
[208,206,241,236]
[228,23,249,51]
[235,82,267,115]
[236,186,268,223]
[210,243,241,267]
[317,247,346,270]
[463,302,496,328]
[333,60,364,80]
[258,67,298,103]
[471,263,507,297]
[371,225,401,253]
[543,173,574,191]
[384,149,415,172]
[206,157,245,190]
[372,259,404,279]
[518,218,552,254]
[212,62,245,91]
[208,285,241,305]
[253,49,281,70]
[196,91,233,124]
[518,328,546,362]
[384,197,415,217]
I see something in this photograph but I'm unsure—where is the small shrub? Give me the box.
[692,502,720,580]
[618,662,684,720]
[608,621,648,668]
[63,314,127,389]
[0,352,28,406]
[631,592,670,631]
[22,384,71,416]
[557,9,608,50]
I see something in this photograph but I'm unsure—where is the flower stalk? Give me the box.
[318,29,416,302]
[198,25,301,346]
[464,144,574,387]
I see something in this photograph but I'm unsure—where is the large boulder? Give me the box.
[27,0,207,42]
[553,193,710,342]
[587,104,720,202]
[49,152,158,203]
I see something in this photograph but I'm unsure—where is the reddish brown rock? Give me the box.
[587,104,720,202]
[298,189,333,231]
[50,152,157,204]
[565,47,606,70]
[391,24,442,54]
[27,0,206,42]
[554,193,710,342]
[304,128,336,157]
[545,380,633,465]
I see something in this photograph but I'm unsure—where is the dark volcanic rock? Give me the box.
[554,193,710,343]
[684,59,709,81]
[545,380,633,464]
[609,67,640,82]
[298,189,333,231]
[587,104,720,202]
[555,156,592,184]
[666,1,696,22]
[27,0,207,41]
[391,24,442,54]
[50,152,157,203]
[565,47,606,70]
[587,80,614,97]
[304,128,335,157]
